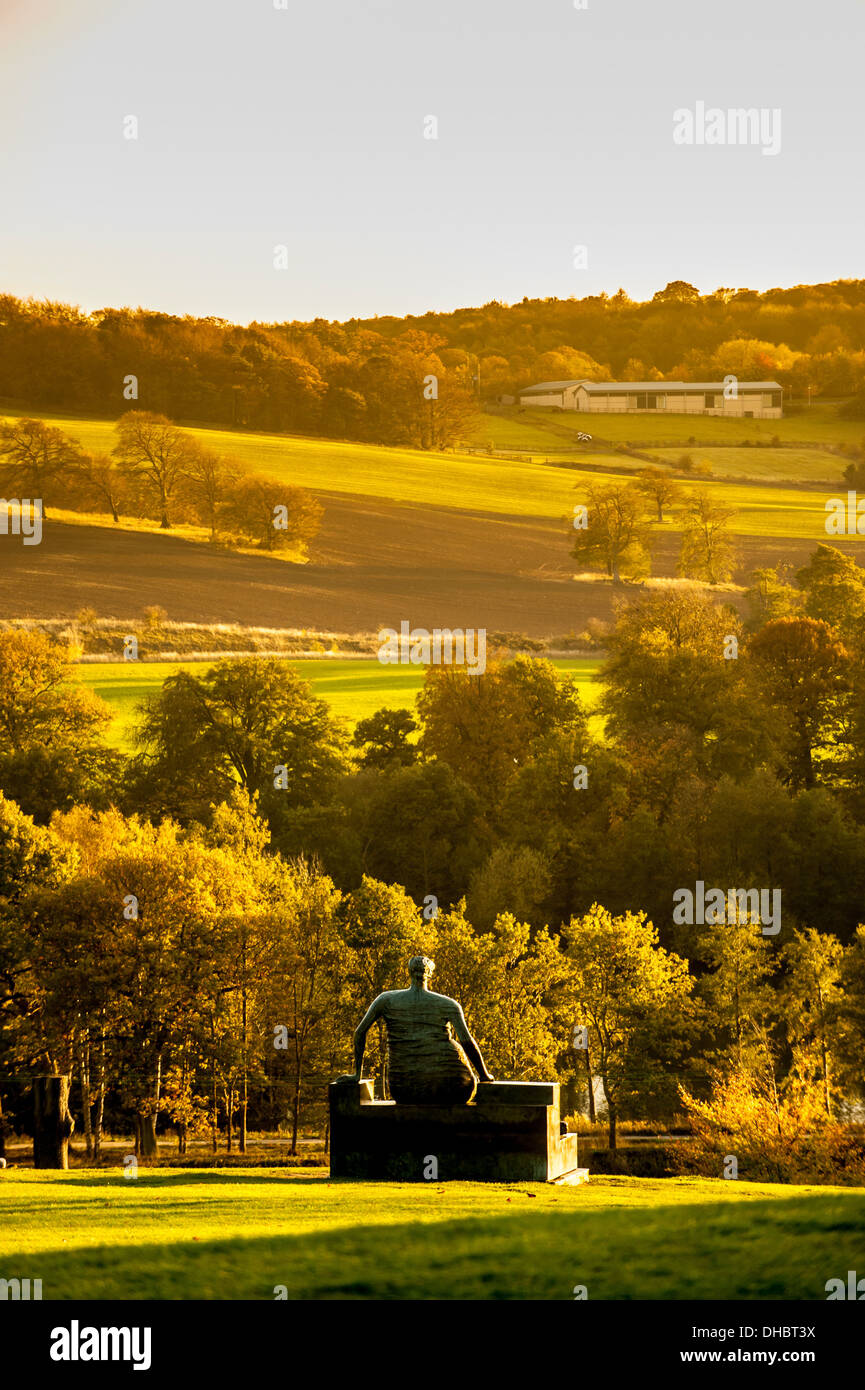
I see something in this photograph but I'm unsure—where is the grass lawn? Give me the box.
[1,1168,862,1300]
[77,657,604,747]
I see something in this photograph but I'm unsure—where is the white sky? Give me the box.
[0,0,862,323]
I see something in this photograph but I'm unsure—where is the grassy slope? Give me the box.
[1,1168,862,1300]
[473,402,864,449]
[650,446,839,482]
[77,657,604,747]
[10,411,859,545]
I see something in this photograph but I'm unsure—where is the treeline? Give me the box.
[0,413,321,549]
[4,279,865,446]
[0,297,477,447]
[2,545,865,1163]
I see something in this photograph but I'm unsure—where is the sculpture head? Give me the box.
[408,955,435,990]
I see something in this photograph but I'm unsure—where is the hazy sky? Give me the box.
[1,0,862,323]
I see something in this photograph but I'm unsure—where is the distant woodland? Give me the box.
[4,279,865,447]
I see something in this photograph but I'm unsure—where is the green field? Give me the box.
[650,446,840,483]
[78,657,605,748]
[10,410,860,546]
[473,402,864,450]
[1,1168,862,1300]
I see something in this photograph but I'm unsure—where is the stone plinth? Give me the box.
[329,1078,585,1183]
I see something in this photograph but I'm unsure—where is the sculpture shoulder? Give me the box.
[368,989,404,1012]
[427,990,463,1014]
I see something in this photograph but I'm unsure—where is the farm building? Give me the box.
[518,379,783,418]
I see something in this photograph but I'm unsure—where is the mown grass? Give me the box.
[9,412,858,544]
[1,1168,862,1300]
[77,657,604,748]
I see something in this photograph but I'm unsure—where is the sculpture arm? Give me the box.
[451,1005,494,1083]
[353,995,385,1078]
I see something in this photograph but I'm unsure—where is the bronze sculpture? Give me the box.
[343,955,494,1104]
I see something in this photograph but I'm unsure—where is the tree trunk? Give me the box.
[583,1046,596,1123]
[211,1059,218,1154]
[78,1041,93,1159]
[291,1070,301,1156]
[608,1107,618,1151]
[240,989,248,1155]
[139,1111,158,1158]
[93,1037,106,1162]
[33,1075,74,1169]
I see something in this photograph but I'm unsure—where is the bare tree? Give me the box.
[0,417,84,519]
[677,490,739,584]
[112,411,199,528]
[181,449,239,541]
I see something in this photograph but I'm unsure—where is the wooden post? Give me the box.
[33,1075,74,1169]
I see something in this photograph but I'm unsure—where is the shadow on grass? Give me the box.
[7,1190,865,1301]
[29,1170,330,1189]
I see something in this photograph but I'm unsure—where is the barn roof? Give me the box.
[519,379,591,394]
[520,378,781,395]
[581,380,782,393]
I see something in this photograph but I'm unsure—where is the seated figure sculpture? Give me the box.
[344,955,494,1104]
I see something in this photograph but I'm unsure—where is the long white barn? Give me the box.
[519,378,783,418]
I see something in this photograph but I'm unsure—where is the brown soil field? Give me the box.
[1,490,862,637]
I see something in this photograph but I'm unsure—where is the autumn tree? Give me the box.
[796,544,865,640]
[358,760,486,905]
[472,915,563,1079]
[466,843,552,931]
[601,590,771,781]
[571,482,653,582]
[45,810,262,1158]
[563,905,695,1148]
[694,915,778,1074]
[0,631,111,756]
[634,466,683,522]
[351,708,418,770]
[336,875,433,1097]
[418,656,588,808]
[677,489,739,584]
[264,860,345,1151]
[219,472,322,552]
[744,564,805,631]
[132,658,349,824]
[749,617,850,788]
[838,927,865,1098]
[781,928,845,1117]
